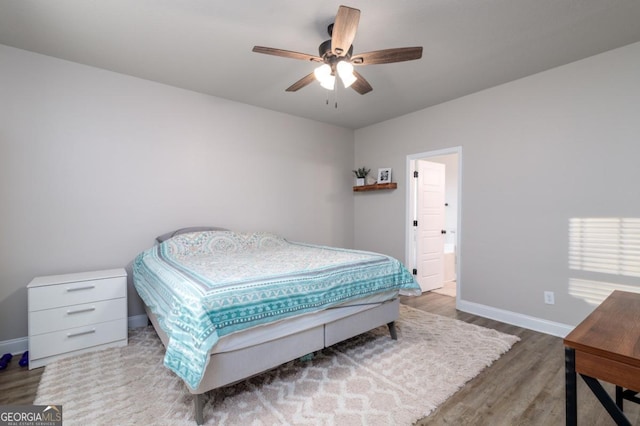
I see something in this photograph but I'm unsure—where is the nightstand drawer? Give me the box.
[29,318,127,360]
[29,299,126,335]
[28,276,126,311]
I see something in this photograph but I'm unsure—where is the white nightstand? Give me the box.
[27,268,128,369]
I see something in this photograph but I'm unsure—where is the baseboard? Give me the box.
[2,304,572,355]
[0,336,28,357]
[457,299,574,338]
[0,314,150,356]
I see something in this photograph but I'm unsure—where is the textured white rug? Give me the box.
[35,305,518,425]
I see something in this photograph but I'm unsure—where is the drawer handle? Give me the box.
[66,307,96,315]
[67,329,96,338]
[66,285,95,292]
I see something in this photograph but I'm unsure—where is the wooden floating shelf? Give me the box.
[353,182,397,192]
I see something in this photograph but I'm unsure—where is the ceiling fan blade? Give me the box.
[351,70,372,95]
[286,72,317,92]
[252,46,322,62]
[331,6,360,57]
[351,47,423,65]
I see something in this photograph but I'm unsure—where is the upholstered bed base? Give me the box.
[145,298,400,424]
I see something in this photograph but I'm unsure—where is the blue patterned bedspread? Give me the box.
[133,231,420,389]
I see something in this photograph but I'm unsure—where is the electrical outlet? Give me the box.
[544,291,555,305]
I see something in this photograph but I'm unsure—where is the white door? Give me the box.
[415,160,446,292]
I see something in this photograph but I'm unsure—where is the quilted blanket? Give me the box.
[133,231,420,389]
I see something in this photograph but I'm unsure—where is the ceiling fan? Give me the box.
[252,5,423,95]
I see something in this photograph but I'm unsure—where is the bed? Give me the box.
[132,228,421,424]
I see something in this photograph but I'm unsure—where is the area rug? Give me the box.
[35,305,519,425]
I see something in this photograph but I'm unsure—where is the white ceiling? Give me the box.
[2,0,640,129]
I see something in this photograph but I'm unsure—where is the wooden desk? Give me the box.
[564,290,640,425]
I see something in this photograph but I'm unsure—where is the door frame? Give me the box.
[405,146,463,299]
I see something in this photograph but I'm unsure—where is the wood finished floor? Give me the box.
[1,292,638,425]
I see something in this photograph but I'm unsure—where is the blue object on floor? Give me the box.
[0,353,12,370]
[19,351,29,367]
[298,353,314,362]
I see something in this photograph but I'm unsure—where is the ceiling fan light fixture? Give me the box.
[314,64,335,90]
[320,75,335,90]
[252,6,421,96]
[337,60,356,88]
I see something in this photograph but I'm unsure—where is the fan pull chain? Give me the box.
[322,85,339,109]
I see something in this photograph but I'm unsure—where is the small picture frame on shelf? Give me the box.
[377,168,392,184]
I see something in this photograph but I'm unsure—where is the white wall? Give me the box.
[355,41,640,333]
[0,45,355,342]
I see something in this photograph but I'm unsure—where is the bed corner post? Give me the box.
[387,321,398,340]
[194,393,205,425]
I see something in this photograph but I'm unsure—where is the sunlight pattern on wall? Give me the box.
[568,278,640,306]
[569,217,640,277]
[569,218,640,305]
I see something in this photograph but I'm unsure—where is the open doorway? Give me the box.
[405,147,461,299]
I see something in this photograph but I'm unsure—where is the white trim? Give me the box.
[405,147,463,266]
[457,299,574,338]
[0,336,28,357]
[0,314,150,356]
[405,146,463,298]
